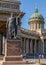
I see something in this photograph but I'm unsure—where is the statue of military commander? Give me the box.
[6,15,21,39]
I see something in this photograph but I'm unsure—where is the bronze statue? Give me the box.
[6,16,21,39]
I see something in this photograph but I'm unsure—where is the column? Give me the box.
[40,24,42,29]
[37,23,39,29]
[0,34,2,55]
[26,38,29,54]
[29,39,30,54]
[0,34,3,55]
[4,39,7,57]
[34,40,36,54]
[42,39,44,55]
[34,23,36,30]
[1,34,3,55]
[24,38,26,53]
[22,37,24,53]
[22,38,26,53]
[21,38,22,48]
[2,36,5,55]
[38,39,42,54]
[36,40,39,54]
[41,38,44,58]
[30,39,33,54]
[44,39,46,54]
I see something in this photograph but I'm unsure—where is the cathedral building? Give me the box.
[0,0,46,57]
[20,8,46,55]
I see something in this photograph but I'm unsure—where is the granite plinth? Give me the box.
[6,40,22,56]
[2,39,26,65]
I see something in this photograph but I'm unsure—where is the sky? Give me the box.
[20,0,46,29]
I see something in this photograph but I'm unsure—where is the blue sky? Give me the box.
[20,0,46,29]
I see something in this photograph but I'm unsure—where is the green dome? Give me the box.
[29,8,44,21]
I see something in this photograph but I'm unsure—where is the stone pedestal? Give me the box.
[2,39,26,65]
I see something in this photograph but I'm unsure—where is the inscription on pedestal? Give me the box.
[6,40,22,56]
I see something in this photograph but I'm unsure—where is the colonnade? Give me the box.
[21,37,46,55]
[30,23,44,31]
[21,37,39,54]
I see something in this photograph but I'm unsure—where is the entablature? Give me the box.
[19,27,39,39]
[0,1,20,12]
[20,27,39,36]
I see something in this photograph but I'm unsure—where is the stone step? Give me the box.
[5,56,23,61]
[3,61,26,65]
[2,61,40,65]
